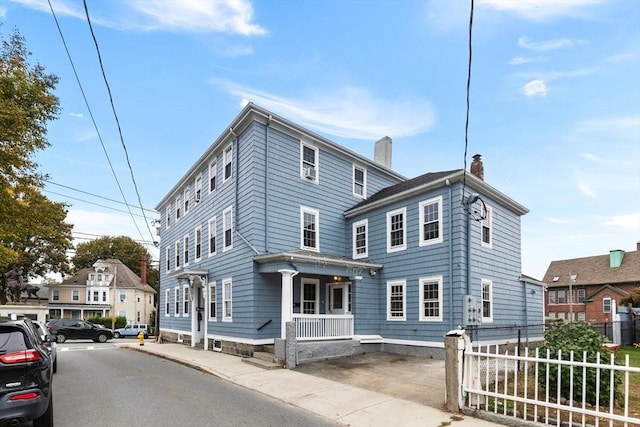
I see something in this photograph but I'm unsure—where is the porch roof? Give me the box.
[254,250,382,276]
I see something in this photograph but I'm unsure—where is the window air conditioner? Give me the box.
[304,166,316,180]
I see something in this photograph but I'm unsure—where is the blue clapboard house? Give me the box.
[155,103,544,362]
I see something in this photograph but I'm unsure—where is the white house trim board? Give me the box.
[278,269,298,338]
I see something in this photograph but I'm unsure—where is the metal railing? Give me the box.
[463,345,640,426]
[292,314,353,341]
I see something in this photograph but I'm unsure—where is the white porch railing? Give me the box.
[292,314,354,341]
[463,345,640,426]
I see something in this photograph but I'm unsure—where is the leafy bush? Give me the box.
[538,322,621,405]
[87,316,126,329]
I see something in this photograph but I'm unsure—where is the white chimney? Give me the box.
[374,136,392,169]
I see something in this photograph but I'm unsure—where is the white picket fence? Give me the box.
[463,345,640,426]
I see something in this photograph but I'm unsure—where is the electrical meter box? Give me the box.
[463,294,482,327]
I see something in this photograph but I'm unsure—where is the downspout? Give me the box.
[231,126,260,255]
[521,275,529,346]
[265,115,272,252]
[447,179,454,330]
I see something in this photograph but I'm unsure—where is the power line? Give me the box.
[44,179,157,214]
[82,0,157,247]
[43,188,150,219]
[46,0,149,245]
[461,0,474,205]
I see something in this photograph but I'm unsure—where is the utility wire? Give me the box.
[46,0,148,244]
[82,0,157,246]
[44,179,157,215]
[461,0,474,205]
[43,189,149,219]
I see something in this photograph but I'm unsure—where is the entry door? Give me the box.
[329,284,347,314]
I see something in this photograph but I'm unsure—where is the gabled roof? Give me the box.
[344,169,528,217]
[60,259,156,294]
[542,250,640,287]
[584,284,630,301]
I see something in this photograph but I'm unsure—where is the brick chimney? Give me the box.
[374,136,392,169]
[140,254,147,284]
[470,154,484,180]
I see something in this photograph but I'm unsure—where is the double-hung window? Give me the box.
[603,295,611,313]
[419,196,443,246]
[72,290,79,301]
[352,219,368,259]
[577,288,585,303]
[183,188,189,216]
[387,280,406,321]
[557,290,566,304]
[165,289,170,316]
[195,227,202,261]
[300,206,319,251]
[301,143,318,182]
[208,216,217,256]
[195,174,202,203]
[183,235,190,266]
[165,246,171,273]
[223,207,233,251]
[208,281,216,321]
[209,160,217,193]
[548,290,556,304]
[52,289,59,301]
[222,278,232,321]
[481,205,493,248]
[419,276,442,321]
[223,144,232,182]
[174,241,180,270]
[386,207,407,252]
[301,279,319,314]
[166,206,171,229]
[174,287,180,316]
[182,284,189,317]
[481,279,493,322]
[175,195,181,221]
[353,165,366,198]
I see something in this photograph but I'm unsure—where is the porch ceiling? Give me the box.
[254,250,382,277]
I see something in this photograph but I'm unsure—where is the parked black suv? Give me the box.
[0,315,54,427]
[46,319,113,343]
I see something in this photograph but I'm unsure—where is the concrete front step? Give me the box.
[253,351,284,365]
[241,357,283,370]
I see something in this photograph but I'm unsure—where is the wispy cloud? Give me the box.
[11,0,267,35]
[606,48,640,63]
[518,37,585,52]
[214,80,435,140]
[602,213,640,230]
[508,56,547,65]
[577,180,597,198]
[521,79,547,97]
[69,112,85,119]
[479,0,606,21]
[544,217,571,224]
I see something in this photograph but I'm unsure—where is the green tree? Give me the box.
[0,28,73,303]
[72,235,158,292]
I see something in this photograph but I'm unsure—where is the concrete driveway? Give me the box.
[293,352,447,410]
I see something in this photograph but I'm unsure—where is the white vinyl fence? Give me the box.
[463,345,640,426]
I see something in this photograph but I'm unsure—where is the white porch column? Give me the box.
[278,269,298,339]
[189,277,197,348]
[201,277,208,352]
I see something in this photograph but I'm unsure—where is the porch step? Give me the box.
[252,351,284,365]
[242,357,283,370]
[261,344,275,354]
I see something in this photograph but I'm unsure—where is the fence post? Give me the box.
[444,329,467,412]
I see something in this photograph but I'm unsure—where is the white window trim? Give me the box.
[208,216,217,257]
[183,187,189,216]
[208,281,217,321]
[209,160,217,193]
[182,284,189,317]
[195,173,202,203]
[386,207,407,253]
[481,205,493,249]
[223,206,233,251]
[175,195,181,221]
[300,142,319,184]
[164,289,170,317]
[195,226,202,262]
[223,144,233,183]
[603,296,612,313]
[174,241,180,270]
[300,278,320,314]
[300,206,320,252]
[165,246,171,273]
[386,279,406,321]
[165,206,171,229]
[482,279,493,322]
[183,234,190,267]
[419,276,443,322]
[352,165,367,198]
[174,286,180,317]
[419,196,443,246]
[222,278,232,322]
[352,219,368,259]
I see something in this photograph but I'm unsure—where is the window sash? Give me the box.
[209,283,216,320]
[209,161,217,192]
[208,217,217,256]
[387,281,406,320]
[224,145,232,181]
[223,208,233,249]
[223,279,232,321]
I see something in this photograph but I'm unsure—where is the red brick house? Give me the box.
[542,243,640,322]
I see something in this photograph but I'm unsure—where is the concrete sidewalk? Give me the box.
[117,341,503,427]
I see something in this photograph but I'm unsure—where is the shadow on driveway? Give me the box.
[293,352,447,410]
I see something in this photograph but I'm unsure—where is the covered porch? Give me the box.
[254,250,382,341]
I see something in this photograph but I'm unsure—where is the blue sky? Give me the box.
[1,0,638,279]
